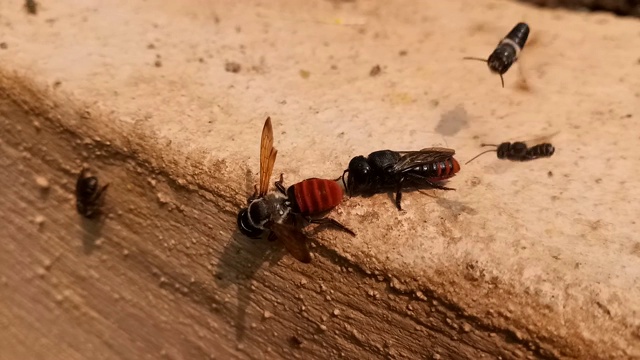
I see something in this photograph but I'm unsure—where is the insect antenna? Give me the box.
[339,169,350,196]
[463,57,488,63]
[465,144,499,165]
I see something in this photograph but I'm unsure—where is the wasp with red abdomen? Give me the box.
[465,141,555,164]
[237,117,354,263]
[464,22,530,88]
[340,148,461,211]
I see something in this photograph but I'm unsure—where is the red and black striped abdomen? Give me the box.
[425,157,461,182]
[288,178,344,215]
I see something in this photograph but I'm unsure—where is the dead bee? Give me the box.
[76,167,109,219]
[464,22,530,88]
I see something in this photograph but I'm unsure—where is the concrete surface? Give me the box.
[1,0,639,359]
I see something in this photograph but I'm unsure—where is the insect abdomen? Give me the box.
[418,158,461,181]
[505,22,530,50]
[527,143,555,158]
[292,178,343,215]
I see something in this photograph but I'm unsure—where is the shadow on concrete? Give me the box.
[80,216,105,254]
[215,230,285,342]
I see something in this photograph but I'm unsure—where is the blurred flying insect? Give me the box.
[341,148,461,211]
[465,141,555,164]
[237,117,354,263]
[464,22,530,88]
[76,167,109,219]
[24,0,37,14]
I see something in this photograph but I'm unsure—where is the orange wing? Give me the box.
[270,222,312,263]
[259,117,277,196]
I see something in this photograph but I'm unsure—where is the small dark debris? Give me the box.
[53,80,62,88]
[330,64,338,70]
[225,61,241,73]
[198,57,205,63]
[147,43,156,50]
[289,335,303,347]
[399,50,408,56]
[154,59,163,67]
[547,171,553,177]
[25,0,37,15]
[299,69,310,79]
[596,301,612,317]
[369,64,382,77]
[0,42,7,49]
[595,178,602,184]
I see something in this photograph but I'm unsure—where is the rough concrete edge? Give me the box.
[0,68,624,359]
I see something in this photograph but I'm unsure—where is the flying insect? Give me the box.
[465,141,555,164]
[464,22,530,88]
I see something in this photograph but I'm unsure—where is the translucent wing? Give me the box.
[270,221,312,264]
[391,147,456,173]
[522,131,559,147]
[259,117,278,196]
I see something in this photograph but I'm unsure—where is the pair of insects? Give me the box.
[237,117,460,263]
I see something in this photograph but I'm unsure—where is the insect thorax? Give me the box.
[247,193,289,229]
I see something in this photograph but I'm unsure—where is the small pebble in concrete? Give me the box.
[35,176,49,190]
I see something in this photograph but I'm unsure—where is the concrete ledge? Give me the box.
[1,0,639,359]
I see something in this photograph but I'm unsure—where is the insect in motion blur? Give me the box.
[24,0,37,14]
[76,167,109,219]
[465,141,555,164]
[341,148,460,211]
[237,117,354,263]
[464,22,530,88]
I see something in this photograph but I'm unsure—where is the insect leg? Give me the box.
[395,177,405,211]
[307,216,355,237]
[406,173,456,191]
[337,170,350,196]
[275,173,286,194]
[267,231,277,242]
[248,184,259,203]
[91,183,110,203]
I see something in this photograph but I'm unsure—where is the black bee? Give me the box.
[340,148,461,211]
[464,22,530,88]
[76,167,109,219]
[465,142,555,164]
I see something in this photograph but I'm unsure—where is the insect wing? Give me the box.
[392,147,456,173]
[259,117,278,196]
[270,222,312,263]
[521,131,559,148]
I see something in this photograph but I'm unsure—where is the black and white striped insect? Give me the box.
[465,141,555,164]
[464,22,530,88]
